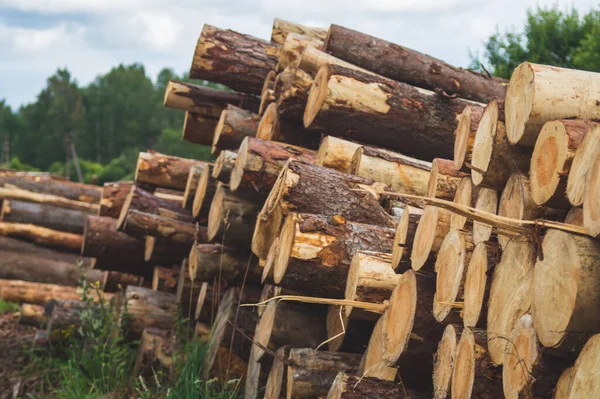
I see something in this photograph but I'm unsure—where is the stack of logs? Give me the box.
[8,17,600,399]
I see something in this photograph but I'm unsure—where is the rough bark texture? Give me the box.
[328,373,430,399]
[152,267,178,293]
[1,199,89,234]
[0,221,82,253]
[123,286,177,338]
[304,64,480,161]
[190,24,280,95]
[0,186,99,213]
[135,151,207,191]
[144,236,189,264]
[188,243,261,285]
[0,279,111,305]
[276,33,323,72]
[182,111,219,145]
[99,181,134,218]
[123,210,196,246]
[274,67,314,121]
[271,18,327,45]
[0,176,101,204]
[212,105,260,153]
[324,24,506,103]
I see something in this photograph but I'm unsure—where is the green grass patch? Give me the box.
[0,299,20,314]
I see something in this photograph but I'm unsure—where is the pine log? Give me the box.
[567,123,600,206]
[554,367,574,399]
[503,314,571,399]
[259,70,277,115]
[0,186,98,213]
[0,176,101,204]
[253,301,327,361]
[122,210,195,246]
[326,305,373,353]
[533,229,600,355]
[229,137,316,200]
[0,222,82,253]
[174,260,198,318]
[265,346,290,399]
[297,46,373,77]
[133,328,174,381]
[472,188,498,244]
[0,232,88,263]
[453,105,485,172]
[194,281,221,324]
[212,105,260,154]
[328,373,430,399]
[449,178,477,230]
[271,18,327,45]
[583,156,600,235]
[188,243,261,284]
[19,304,46,327]
[427,158,468,200]
[272,213,395,298]
[163,79,260,115]
[286,349,361,399]
[182,111,219,145]
[244,345,274,399]
[350,146,432,197]
[99,181,134,218]
[324,24,506,103]
[433,324,460,399]
[192,163,217,219]
[462,242,498,328]
[505,62,600,146]
[487,238,536,365]
[101,271,144,292]
[123,286,177,338]
[256,103,321,149]
[530,120,596,207]
[565,334,600,398]
[182,166,203,210]
[303,64,480,160]
[252,159,396,259]
[135,151,206,191]
[359,315,399,381]
[410,205,451,271]
[207,183,260,249]
[212,150,237,184]
[190,24,280,95]
[273,67,314,123]
[144,236,189,265]
[152,267,178,293]
[316,136,362,173]
[391,206,422,271]
[276,33,322,72]
[0,279,111,305]
[451,328,503,398]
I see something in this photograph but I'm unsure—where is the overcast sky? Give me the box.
[0,0,596,108]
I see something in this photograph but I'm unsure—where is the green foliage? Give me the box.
[6,157,40,172]
[472,6,600,78]
[96,147,140,184]
[0,299,19,314]
[47,158,105,184]
[155,128,215,162]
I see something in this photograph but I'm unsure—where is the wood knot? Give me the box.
[331,215,346,225]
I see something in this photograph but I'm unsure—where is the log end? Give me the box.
[273,213,296,284]
[303,64,329,128]
[229,137,250,193]
[256,102,279,141]
[505,62,535,145]
[433,229,467,323]
[381,270,416,364]
[471,99,499,186]
[262,238,279,284]
[567,125,600,206]
[193,282,209,321]
[211,109,228,155]
[584,156,600,236]
[451,328,477,399]
[450,177,473,230]
[433,324,458,399]
[502,314,537,399]
[207,183,225,242]
[453,106,473,171]
[568,334,600,398]
[326,305,348,352]
[472,188,498,245]
[253,301,276,362]
[463,243,489,328]
[410,206,438,271]
[192,164,211,218]
[530,120,568,206]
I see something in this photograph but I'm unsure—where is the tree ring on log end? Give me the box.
[505,63,535,145]
[144,236,155,262]
[554,367,574,399]
[229,137,250,192]
[502,314,537,399]
[565,334,600,398]
[207,184,225,242]
[472,188,497,245]
[530,121,565,205]
[567,125,600,206]
[463,243,488,328]
[433,324,458,399]
[451,328,477,399]
[471,99,499,186]
[192,165,210,218]
[256,102,279,141]
[326,305,349,352]
[410,205,438,271]
[584,156,600,235]
[426,160,440,198]
[253,300,276,362]
[433,230,467,322]
[211,109,228,154]
[303,64,330,128]
[450,177,473,230]
[273,213,296,284]
[453,106,473,170]
[498,173,527,248]
[204,289,234,373]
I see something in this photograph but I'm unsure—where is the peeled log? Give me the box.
[188,243,261,285]
[212,105,260,154]
[463,242,498,328]
[163,79,259,115]
[391,206,422,271]
[271,18,327,45]
[567,123,600,206]
[286,349,361,399]
[350,146,431,197]
[190,24,279,95]
[0,222,82,253]
[427,158,468,200]
[328,373,430,399]
[304,64,480,160]
[212,150,237,184]
[316,136,362,173]
[276,33,322,72]
[410,205,451,271]
[182,111,219,145]
[123,286,177,338]
[472,188,498,245]
[506,62,600,146]
[135,151,206,191]
[453,105,485,172]
[99,181,133,218]
[324,24,506,103]
[433,324,460,399]
[565,334,600,398]
[122,210,195,246]
[192,163,217,219]
[230,136,316,200]
[253,159,395,259]
[0,279,111,305]
[272,213,395,298]
[0,176,101,204]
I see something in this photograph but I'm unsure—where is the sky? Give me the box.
[0,0,597,109]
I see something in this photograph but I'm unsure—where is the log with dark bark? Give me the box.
[44,299,89,333]
[315,136,362,173]
[212,150,237,184]
[123,286,177,338]
[252,159,396,259]
[163,79,259,115]
[297,46,372,77]
[0,176,102,204]
[19,304,46,327]
[144,236,189,265]
[276,33,323,72]
[99,181,134,218]
[324,24,506,103]
[190,24,280,95]
[152,267,179,293]
[212,105,260,154]
[328,373,430,399]
[0,222,82,253]
[122,210,196,246]
[256,103,321,149]
[286,349,362,399]
[433,324,460,399]
[272,213,395,298]
[135,151,207,191]
[0,279,111,305]
[133,328,175,381]
[182,111,219,145]
[188,243,261,285]
[192,163,217,219]
[271,18,327,45]
[304,64,481,160]
[101,271,144,292]
[0,186,99,213]
[259,70,277,115]
[453,105,485,172]
[229,136,316,200]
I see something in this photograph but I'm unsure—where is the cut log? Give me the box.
[324,24,506,103]
[182,111,219,145]
[583,156,600,236]
[272,67,313,119]
[567,123,600,206]
[472,188,498,245]
[433,324,460,399]
[271,18,327,45]
[19,304,46,327]
[99,181,134,218]
[193,281,220,324]
[152,267,178,293]
[554,367,574,399]
[565,334,600,398]
[44,299,89,335]
[297,46,373,77]
[498,173,566,248]
[410,205,451,271]
[0,279,111,305]
[257,103,321,150]
[326,305,373,353]
[286,349,361,399]
[259,70,277,116]
[175,261,202,319]
[328,373,430,399]
[182,165,203,210]
[427,158,468,200]
[133,328,174,381]
[0,235,88,264]
[350,146,432,197]
[244,345,273,399]
[229,137,316,200]
[264,346,290,399]
[391,206,422,271]
[451,328,503,398]
[433,229,474,324]
[487,238,536,365]
[101,271,144,293]
[453,105,485,171]
[212,105,260,154]
[0,176,101,204]
[252,159,396,259]
[203,286,261,380]
[163,79,260,115]
[192,163,216,219]
[503,314,571,399]
[253,301,327,361]
[261,238,280,285]
[272,213,395,298]
[0,186,98,213]
[344,251,400,320]
[360,315,399,381]
[212,150,237,184]
[188,243,261,285]
[530,120,596,207]
[533,229,600,355]
[505,62,600,146]
[123,285,177,338]
[144,236,189,265]
[190,24,279,95]
[135,151,206,191]
[207,183,260,249]
[449,177,476,230]
[316,136,362,173]
[122,210,196,246]
[0,222,82,253]
[276,33,322,72]
[463,242,498,328]
[303,64,480,160]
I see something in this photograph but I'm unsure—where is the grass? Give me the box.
[0,298,20,314]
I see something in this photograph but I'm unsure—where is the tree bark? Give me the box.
[286,349,361,399]
[256,103,321,149]
[324,24,506,103]
[190,24,280,95]
[253,159,396,259]
[122,210,196,246]
[304,64,480,161]
[212,150,237,184]
[163,79,259,115]
[273,213,395,298]
[133,328,175,381]
[151,266,178,293]
[229,137,316,200]
[99,181,134,218]
[427,158,468,200]
[0,186,98,213]
[182,111,219,145]
[433,324,460,399]
[273,67,313,122]
[271,18,327,45]
[19,303,46,327]
[191,164,216,220]
[453,105,485,172]
[259,70,277,116]
[212,105,260,154]
[101,271,144,293]
[1,199,89,234]
[123,286,177,338]
[135,151,207,191]
[90,257,150,277]
[44,299,90,333]
[188,243,261,285]
[276,33,323,72]
[328,373,430,399]
[0,176,101,204]
[0,221,82,253]
[0,279,111,305]
[316,136,362,173]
